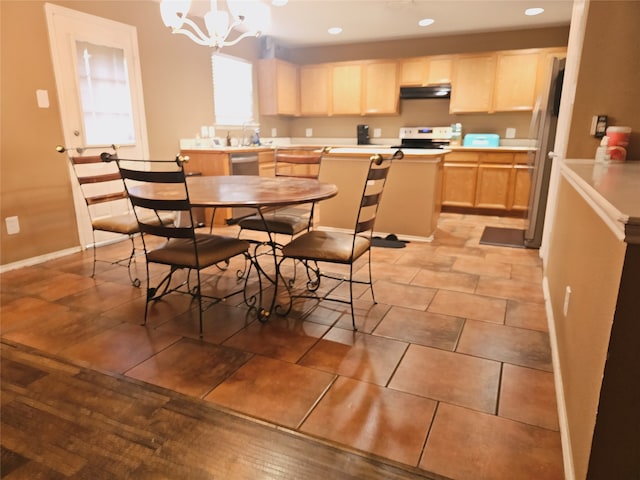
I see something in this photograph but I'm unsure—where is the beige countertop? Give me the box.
[179,144,533,154]
[562,159,640,244]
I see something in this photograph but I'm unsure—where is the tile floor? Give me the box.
[0,213,564,479]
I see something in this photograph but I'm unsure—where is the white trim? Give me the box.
[543,275,575,480]
[0,247,81,274]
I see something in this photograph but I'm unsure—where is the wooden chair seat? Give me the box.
[147,234,249,269]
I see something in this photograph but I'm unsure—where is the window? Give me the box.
[76,41,136,145]
[212,53,254,126]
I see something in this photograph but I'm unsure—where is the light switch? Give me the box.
[36,89,49,108]
[5,216,20,235]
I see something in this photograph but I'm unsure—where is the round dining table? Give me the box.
[128,174,338,320]
[130,174,338,209]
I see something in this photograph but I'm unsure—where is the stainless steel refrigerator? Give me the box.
[524,57,565,248]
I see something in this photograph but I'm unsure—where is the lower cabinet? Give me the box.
[442,150,531,213]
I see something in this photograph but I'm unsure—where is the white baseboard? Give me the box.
[0,246,81,274]
[543,275,575,480]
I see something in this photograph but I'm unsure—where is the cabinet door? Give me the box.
[442,163,478,207]
[475,164,512,209]
[510,159,531,211]
[450,54,496,113]
[399,57,427,86]
[331,62,362,115]
[258,59,298,116]
[493,50,540,111]
[258,151,275,177]
[299,64,330,116]
[425,56,452,85]
[363,60,398,114]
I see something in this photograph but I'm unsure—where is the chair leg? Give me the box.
[91,230,98,278]
[367,248,376,303]
[126,235,141,288]
[348,263,357,331]
[196,270,204,337]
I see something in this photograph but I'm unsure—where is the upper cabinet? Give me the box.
[399,55,452,86]
[330,62,362,115]
[362,60,399,115]
[299,64,330,116]
[493,49,540,111]
[258,47,566,117]
[450,53,496,113]
[258,58,299,116]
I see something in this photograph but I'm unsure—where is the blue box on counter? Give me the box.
[463,133,500,147]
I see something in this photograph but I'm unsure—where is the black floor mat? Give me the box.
[479,226,526,248]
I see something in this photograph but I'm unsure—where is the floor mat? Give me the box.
[479,226,526,248]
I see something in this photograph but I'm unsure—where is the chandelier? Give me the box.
[160,0,268,50]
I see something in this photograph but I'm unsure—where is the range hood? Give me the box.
[400,85,451,99]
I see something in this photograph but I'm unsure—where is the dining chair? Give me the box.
[102,153,252,336]
[237,146,326,239]
[279,150,402,330]
[57,146,171,287]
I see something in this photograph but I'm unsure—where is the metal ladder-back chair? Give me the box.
[102,153,252,336]
[237,146,326,239]
[57,145,152,286]
[279,150,402,330]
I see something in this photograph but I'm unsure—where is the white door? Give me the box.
[45,3,148,248]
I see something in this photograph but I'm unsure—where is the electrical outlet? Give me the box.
[305,128,313,137]
[5,216,20,235]
[373,128,382,138]
[271,128,277,137]
[505,128,516,139]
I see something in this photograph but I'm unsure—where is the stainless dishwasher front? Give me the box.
[229,153,259,221]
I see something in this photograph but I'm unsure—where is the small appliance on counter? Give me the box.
[395,126,453,149]
[463,133,500,147]
[357,124,370,145]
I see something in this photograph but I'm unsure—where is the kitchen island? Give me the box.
[317,147,446,240]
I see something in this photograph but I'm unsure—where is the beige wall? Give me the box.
[0,1,570,266]
[545,176,626,479]
[566,1,640,160]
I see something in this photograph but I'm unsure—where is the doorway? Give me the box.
[45,3,148,248]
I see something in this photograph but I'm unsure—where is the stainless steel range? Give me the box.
[396,126,452,149]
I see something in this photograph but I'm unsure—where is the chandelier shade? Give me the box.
[159,0,267,50]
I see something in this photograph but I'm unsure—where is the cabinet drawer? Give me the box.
[514,152,530,164]
[482,152,514,164]
[445,151,480,162]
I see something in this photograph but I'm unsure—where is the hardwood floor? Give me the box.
[0,213,564,479]
[1,341,441,479]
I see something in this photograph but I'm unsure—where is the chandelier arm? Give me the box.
[171,27,212,47]
[219,30,261,48]
[176,16,212,45]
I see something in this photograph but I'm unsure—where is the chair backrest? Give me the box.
[353,150,402,236]
[66,152,131,217]
[102,153,195,241]
[274,147,324,180]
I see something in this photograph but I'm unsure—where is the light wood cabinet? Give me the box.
[425,56,453,85]
[399,55,452,86]
[450,53,496,113]
[331,62,362,115]
[442,150,531,212]
[258,58,299,116]
[493,50,540,111]
[299,64,330,116]
[362,60,399,114]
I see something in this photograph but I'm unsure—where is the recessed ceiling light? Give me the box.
[525,7,545,16]
[418,18,435,27]
[272,0,288,6]
[328,27,343,35]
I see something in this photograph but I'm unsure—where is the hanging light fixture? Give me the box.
[160,0,268,50]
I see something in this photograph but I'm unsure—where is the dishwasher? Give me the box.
[229,153,259,222]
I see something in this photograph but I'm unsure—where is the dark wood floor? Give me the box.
[1,340,445,479]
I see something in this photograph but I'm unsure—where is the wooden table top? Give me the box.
[129,175,338,208]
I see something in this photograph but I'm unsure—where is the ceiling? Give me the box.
[254,0,574,47]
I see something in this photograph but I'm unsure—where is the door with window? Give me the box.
[45,3,148,248]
